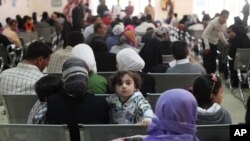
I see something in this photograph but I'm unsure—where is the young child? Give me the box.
[107,70,153,125]
[192,73,232,125]
[27,75,63,124]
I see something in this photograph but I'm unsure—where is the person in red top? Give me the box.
[24,16,34,32]
[101,11,112,26]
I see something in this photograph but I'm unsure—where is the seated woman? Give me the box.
[116,48,156,97]
[71,43,107,94]
[227,24,250,87]
[139,27,171,73]
[113,89,199,141]
[110,30,139,54]
[46,58,109,141]
[192,74,232,125]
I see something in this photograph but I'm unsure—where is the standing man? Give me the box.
[112,0,122,20]
[144,0,155,21]
[97,0,109,18]
[202,10,230,74]
[125,1,134,17]
[242,0,250,27]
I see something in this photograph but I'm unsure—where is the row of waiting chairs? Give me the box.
[0,43,24,72]
[226,48,250,107]
[1,94,160,124]
[0,123,230,141]
[45,72,200,93]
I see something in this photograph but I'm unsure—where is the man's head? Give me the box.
[8,20,18,32]
[219,10,229,25]
[35,75,63,102]
[94,22,107,37]
[25,41,53,71]
[66,31,84,48]
[172,41,189,60]
[148,0,151,5]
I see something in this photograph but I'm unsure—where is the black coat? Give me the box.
[47,93,109,141]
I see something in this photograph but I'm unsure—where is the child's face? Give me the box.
[212,86,223,105]
[115,74,136,101]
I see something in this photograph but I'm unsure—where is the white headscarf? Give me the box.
[71,43,97,73]
[112,23,124,35]
[116,48,145,71]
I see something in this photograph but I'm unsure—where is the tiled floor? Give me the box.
[221,83,248,124]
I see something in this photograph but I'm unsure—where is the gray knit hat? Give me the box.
[62,57,89,99]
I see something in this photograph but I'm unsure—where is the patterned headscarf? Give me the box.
[153,27,170,41]
[116,48,145,71]
[144,89,199,141]
[62,57,89,99]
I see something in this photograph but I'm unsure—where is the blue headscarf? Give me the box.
[144,89,199,141]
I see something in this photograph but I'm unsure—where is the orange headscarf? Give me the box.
[123,30,137,47]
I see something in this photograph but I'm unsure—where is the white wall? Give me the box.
[193,0,246,25]
[0,0,32,24]
[0,0,68,25]
[1,0,247,26]
[0,0,194,25]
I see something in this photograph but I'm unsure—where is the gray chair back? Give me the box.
[149,73,200,93]
[0,124,70,141]
[18,31,38,45]
[2,94,37,123]
[196,124,230,141]
[97,72,115,80]
[234,48,250,71]
[79,124,147,141]
[36,27,52,43]
[147,93,161,112]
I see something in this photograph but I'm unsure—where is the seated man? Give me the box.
[166,41,206,74]
[46,31,84,73]
[2,19,21,48]
[0,41,52,95]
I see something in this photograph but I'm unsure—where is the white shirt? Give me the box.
[202,17,229,49]
[112,5,122,20]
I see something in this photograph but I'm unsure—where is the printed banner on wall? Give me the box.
[51,0,62,7]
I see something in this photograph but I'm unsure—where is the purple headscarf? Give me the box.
[144,89,199,141]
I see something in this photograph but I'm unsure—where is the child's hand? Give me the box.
[140,118,152,127]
